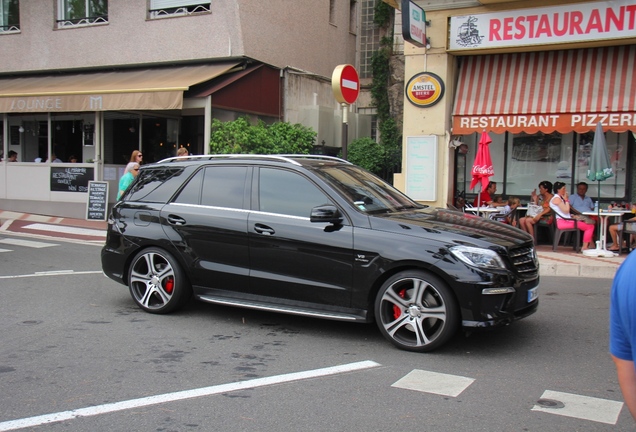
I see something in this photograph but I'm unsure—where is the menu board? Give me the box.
[86,181,109,221]
[50,167,94,192]
[405,135,437,201]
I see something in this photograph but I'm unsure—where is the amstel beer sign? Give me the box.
[405,72,445,108]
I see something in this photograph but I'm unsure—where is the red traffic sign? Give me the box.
[332,64,360,104]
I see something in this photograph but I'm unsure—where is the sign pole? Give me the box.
[341,103,348,160]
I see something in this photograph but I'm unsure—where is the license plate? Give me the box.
[527,287,538,303]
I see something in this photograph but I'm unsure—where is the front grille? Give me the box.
[508,245,539,275]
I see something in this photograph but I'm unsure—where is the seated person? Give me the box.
[493,197,520,226]
[550,181,595,251]
[519,181,554,239]
[472,181,507,207]
[570,182,594,213]
[609,216,636,251]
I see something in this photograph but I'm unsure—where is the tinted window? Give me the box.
[201,166,247,209]
[259,168,331,218]
[126,167,190,203]
[173,169,204,205]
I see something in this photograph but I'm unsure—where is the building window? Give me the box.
[149,0,211,19]
[57,0,108,28]
[329,0,336,25]
[359,0,380,78]
[0,0,20,33]
[349,0,357,34]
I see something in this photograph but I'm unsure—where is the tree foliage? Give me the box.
[209,118,316,155]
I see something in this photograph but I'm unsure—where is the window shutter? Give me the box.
[150,0,210,9]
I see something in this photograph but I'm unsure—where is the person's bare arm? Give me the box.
[612,355,636,420]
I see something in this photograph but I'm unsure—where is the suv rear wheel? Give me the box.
[375,271,459,352]
[128,247,191,313]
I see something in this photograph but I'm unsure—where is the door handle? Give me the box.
[254,223,275,236]
[167,215,187,226]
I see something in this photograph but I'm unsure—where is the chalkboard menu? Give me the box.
[86,181,109,221]
[50,167,94,192]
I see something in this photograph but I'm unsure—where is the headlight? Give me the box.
[449,245,506,270]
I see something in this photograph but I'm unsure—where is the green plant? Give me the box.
[209,117,316,155]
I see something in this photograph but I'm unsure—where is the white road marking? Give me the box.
[22,223,106,237]
[532,390,623,425]
[0,238,57,248]
[0,360,380,431]
[392,369,475,397]
[0,270,102,280]
[0,248,12,253]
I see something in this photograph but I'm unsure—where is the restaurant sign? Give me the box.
[449,0,636,51]
[453,112,636,134]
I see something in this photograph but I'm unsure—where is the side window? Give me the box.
[259,168,331,218]
[57,0,108,28]
[0,0,20,33]
[200,166,247,209]
[173,169,204,205]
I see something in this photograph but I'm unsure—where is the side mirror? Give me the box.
[310,204,343,224]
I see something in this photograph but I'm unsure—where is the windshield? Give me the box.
[314,165,422,214]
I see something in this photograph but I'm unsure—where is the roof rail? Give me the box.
[157,154,352,165]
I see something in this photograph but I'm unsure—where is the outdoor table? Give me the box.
[465,207,501,218]
[581,210,631,257]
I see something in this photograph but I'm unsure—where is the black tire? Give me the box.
[374,270,459,352]
[128,247,191,314]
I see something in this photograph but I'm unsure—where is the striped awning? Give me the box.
[452,45,636,134]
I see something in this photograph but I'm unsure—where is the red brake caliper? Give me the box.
[164,277,174,294]
[393,289,406,320]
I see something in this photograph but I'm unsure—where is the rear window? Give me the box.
[125,167,191,203]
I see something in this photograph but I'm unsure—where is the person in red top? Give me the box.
[473,181,506,207]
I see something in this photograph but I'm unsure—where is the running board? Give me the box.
[196,295,364,322]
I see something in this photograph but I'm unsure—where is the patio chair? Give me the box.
[618,220,636,254]
[552,214,581,252]
[533,211,554,246]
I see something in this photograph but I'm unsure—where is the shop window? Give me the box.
[57,0,108,28]
[0,0,20,33]
[148,0,211,19]
[459,130,630,203]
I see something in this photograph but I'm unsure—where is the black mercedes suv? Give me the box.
[101,155,539,352]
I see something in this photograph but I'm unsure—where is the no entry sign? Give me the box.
[332,64,360,105]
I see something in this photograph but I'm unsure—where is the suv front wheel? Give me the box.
[128,247,191,313]
[374,271,459,352]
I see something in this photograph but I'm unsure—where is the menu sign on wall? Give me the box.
[449,0,636,51]
[50,167,94,192]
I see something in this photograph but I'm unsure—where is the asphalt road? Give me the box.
[0,232,631,431]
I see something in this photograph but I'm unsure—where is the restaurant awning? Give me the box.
[0,62,242,113]
[452,45,636,135]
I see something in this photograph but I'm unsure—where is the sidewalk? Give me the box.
[0,210,626,278]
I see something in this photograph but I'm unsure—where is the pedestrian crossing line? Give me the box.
[0,238,57,248]
[392,369,475,397]
[532,390,623,425]
[22,223,106,237]
[391,369,624,426]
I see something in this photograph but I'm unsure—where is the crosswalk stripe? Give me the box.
[532,390,623,425]
[392,369,475,397]
[22,223,106,237]
[0,238,57,248]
